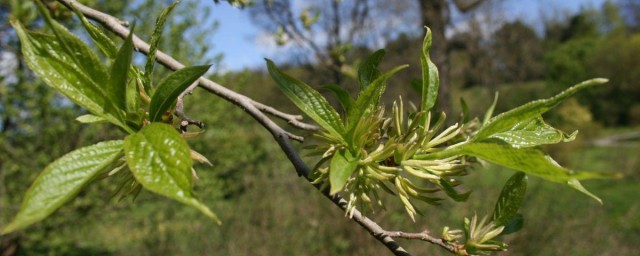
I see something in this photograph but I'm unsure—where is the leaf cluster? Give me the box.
[3,2,217,234]
[267,26,618,253]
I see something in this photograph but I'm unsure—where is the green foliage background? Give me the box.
[1,0,638,255]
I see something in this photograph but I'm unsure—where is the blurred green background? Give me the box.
[1,0,638,255]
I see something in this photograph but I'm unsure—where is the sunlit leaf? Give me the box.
[475,78,608,140]
[1,140,124,234]
[124,123,219,223]
[149,65,210,122]
[10,18,131,132]
[329,149,358,195]
[420,27,439,113]
[492,172,527,228]
[76,114,108,124]
[459,142,614,202]
[357,49,385,91]
[486,117,577,148]
[35,2,109,83]
[266,59,345,140]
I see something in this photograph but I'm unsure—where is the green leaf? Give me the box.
[320,84,354,112]
[349,64,408,133]
[266,59,345,139]
[35,2,109,84]
[10,19,131,133]
[460,97,470,123]
[124,123,220,223]
[357,49,385,91]
[420,27,440,112]
[149,65,211,122]
[459,142,614,203]
[483,92,499,124]
[475,78,608,140]
[1,140,124,234]
[329,149,358,195]
[70,4,118,58]
[492,172,527,228]
[76,114,108,124]
[108,23,135,113]
[436,178,470,202]
[501,213,524,235]
[485,117,577,148]
[144,2,179,87]
[125,68,143,114]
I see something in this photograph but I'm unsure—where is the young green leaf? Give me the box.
[70,4,118,58]
[149,65,211,122]
[348,64,408,134]
[460,97,470,123]
[1,140,124,234]
[144,2,179,87]
[357,49,385,90]
[76,114,108,124]
[108,23,135,112]
[485,117,577,148]
[483,92,499,124]
[459,142,614,203]
[124,123,220,223]
[329,149,359,195]
[10,20,131,133]
[35,2,109,84]
[492,172,527,228]
[125,68,143,114]
[436,178,471,202]
[475,78,608,140]
[420,27,440,113]
[320,84,355,112]
[266,59,345,140]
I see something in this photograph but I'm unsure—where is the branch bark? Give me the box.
[54,1,456,254]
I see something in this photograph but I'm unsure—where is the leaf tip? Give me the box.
[593,78,609,84]
[567,179,603,205]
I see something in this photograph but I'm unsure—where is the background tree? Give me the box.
[250,0,382,84]
[491,20,544,83]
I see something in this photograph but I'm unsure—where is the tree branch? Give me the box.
[56,0,314,137]
[54,1,456,254]
[175,81,204,132]
[383,231,464,255]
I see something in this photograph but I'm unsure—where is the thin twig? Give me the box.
[383,231,463,255]
[176,81,204,132]
[251,100,321,131]
[54,1,456,255]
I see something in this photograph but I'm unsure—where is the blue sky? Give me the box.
[207,0,608,72]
